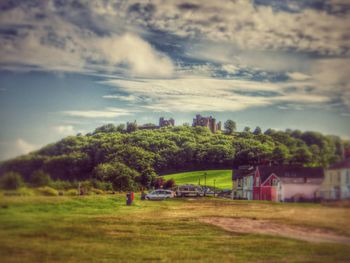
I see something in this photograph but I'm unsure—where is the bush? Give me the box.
[3,187,34,196]
[65,189,79,196]
[91,180,113,191]
[49,180,78,190]
[36,186,59,196]
[91,188,104,195]
[163,179,176,189]
[30,170,51,187]
[0,172,24,190]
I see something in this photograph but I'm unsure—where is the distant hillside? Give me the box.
[0,124,348,191]
[163,170,232,189]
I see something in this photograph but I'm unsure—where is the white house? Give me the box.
[318,159,350,200]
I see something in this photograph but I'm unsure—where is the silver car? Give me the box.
[145,189,175,200]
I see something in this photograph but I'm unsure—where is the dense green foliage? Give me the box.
[0,125,348,190]
[0,172,23,190]
[29,170,52,187]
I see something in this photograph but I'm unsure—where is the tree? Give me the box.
[292,147,312,164]
[126,121,138,133]
[116,124,125,132]
[253,126,262,135]
[93,124,119,134]
[272,145,290,164]
[224,120,236,134]
[93,162,139,191]
[0,172,23,190]
[264,128,276,136]
[243,127,251,133]
[137,167,157,188]
[30,170,51,187]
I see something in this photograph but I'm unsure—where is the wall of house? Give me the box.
[319,168,350,200]
[281,183,320,201]
[260,186,277,201]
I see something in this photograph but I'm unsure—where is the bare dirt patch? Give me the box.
[199,217,350,244]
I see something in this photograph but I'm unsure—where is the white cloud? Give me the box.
[309,58,350,108]
[222,64,239,74]
[122,0,350,55]
[102,94,139,102]
[93,34,173,77]
[15,138,38,155]
[62,108,134,118]
[0,3,174,77]
[103,77,330,112]
[287,72,311,81]
[53,125,76,136]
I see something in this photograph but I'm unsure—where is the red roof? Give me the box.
[328,159,350,170]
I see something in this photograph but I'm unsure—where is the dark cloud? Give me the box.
[128,3,156,19]
[253,0,350,15]
[177,3,201,11]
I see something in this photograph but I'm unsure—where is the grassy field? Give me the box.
[163,170,232,189]
[0,194,350,262]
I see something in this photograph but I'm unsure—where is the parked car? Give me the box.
[202,186,215,196]
[145,189,175,200]
[175,184,204,197]
[217,189,232,198]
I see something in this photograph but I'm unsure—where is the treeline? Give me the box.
[0,124,348,191]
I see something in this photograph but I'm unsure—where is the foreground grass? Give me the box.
[0,195,349,263]
[163,170,232,189]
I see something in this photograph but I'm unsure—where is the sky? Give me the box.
[0,0,350,161]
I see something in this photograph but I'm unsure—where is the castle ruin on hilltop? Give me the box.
[159,117,175,127]
[192,114,221,133]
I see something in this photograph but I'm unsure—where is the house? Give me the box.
[192,114,221,133]
[232,166,254,200]
[318,158,350,200]
[232,165,324,202]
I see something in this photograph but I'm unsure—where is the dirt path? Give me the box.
[199,217,350,244]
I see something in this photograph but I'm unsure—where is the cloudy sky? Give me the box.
[0,0,350,160]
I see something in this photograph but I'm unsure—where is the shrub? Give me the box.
[163,179,176,189]
[50,180,78,190]
[65,189,78,196]
[0,172,24,190]
[3,187,34,196]
[91,188,104,195]
[36,186,59,196]
[79,180,92,195]
[153,177,164,189]
[91,180,113,191]
[30,170,51,187]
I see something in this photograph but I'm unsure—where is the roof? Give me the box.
[328,159,350,170]
[257,165,324,183]
[232,166,255,180]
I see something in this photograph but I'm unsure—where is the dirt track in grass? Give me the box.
[199,217,350,244]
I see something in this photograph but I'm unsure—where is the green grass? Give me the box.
[0,194,349,262]
[163,170,232,189]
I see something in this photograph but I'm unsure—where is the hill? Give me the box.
[0,124,348,191]
[163,170,232,189]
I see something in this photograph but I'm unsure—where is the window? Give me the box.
[272,179,278,186]
[255,177,260,187]
[347,171,350,184]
